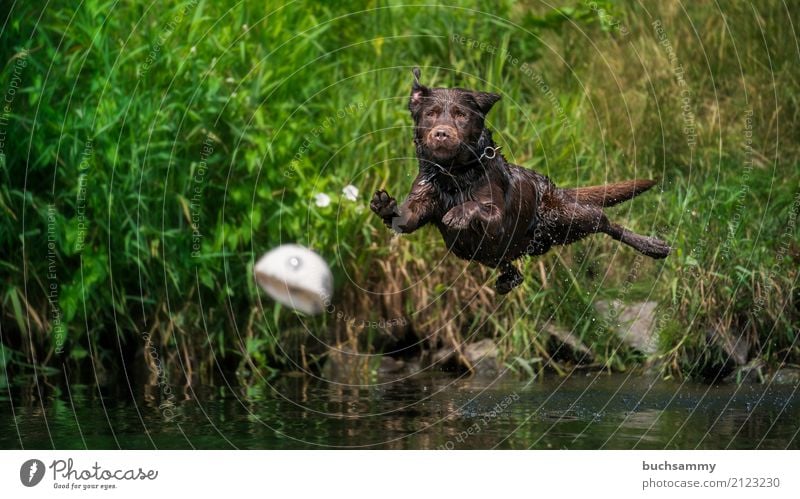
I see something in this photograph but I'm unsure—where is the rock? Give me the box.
[594,300,659,354]
[463,339,499,376]
[723,359,765,384]
[433,339,499,376]
[544,323,593,361]
[432,345,456,365]
[400,359,423,375]
[378,356,405,375]
[464,338,498,362]
[772,368,800,385]
[707,328,750,366]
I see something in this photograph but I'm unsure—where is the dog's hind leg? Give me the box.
[554,201,671,259]
[495,261,523,295]
[601,221,671,259]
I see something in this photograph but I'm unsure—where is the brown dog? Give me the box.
[371,68,670,294]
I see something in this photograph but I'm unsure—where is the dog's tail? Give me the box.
[564,179,658,208]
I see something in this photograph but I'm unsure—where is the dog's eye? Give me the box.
[425,109,438,118]
[452,109,467,119]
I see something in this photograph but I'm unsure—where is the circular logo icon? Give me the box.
[20,459,45,487]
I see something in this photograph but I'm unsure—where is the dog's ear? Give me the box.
[473,91,501,115]
[409,67,430,114]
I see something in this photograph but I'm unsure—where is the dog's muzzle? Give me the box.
[426,125,460,153]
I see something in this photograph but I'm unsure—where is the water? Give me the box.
[2,373,798,449]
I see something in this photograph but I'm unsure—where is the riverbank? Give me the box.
[1,1,798,384]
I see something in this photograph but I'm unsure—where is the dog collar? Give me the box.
[480,145,501,161]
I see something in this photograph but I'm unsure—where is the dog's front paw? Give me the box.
[442,204,479,230]
[370,189,398,225]
[495,273,523,295]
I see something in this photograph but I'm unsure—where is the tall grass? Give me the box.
[1,0,798,385]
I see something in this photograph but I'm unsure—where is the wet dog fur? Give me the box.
[371,68,670,294]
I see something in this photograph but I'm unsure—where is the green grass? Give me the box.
[1,0,798,384]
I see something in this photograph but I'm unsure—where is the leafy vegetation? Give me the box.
[1,0,798,385]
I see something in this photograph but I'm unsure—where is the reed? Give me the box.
[1,0,797,385]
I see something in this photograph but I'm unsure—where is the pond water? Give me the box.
[2,372,798,449]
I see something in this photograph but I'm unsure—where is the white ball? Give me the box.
[254,244,333,315]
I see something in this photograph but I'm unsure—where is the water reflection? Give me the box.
[1,371,798,449]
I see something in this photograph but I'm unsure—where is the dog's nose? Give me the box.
[433,128,449,140]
